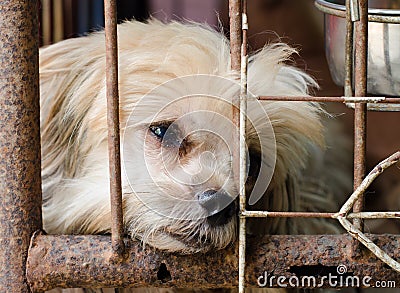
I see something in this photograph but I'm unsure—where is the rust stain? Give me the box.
[27,234,400,291]
[353,0,368,244]
[104,0,125,257]
[0,1,42,292]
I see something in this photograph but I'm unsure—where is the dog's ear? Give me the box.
[248,43,319,96]
[245,44,333,233]
[248,43,324,184]
[40,36,106,181]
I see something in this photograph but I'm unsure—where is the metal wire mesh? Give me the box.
[0,0,400,291]
[227,0,400,291]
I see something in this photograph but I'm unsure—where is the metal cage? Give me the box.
[0,0,399,292]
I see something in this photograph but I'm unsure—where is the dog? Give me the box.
[40,20,351,291]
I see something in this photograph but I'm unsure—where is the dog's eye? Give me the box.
[149,122,182,148]
[150,125,168,139]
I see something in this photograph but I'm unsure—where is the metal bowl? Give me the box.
[315,0,400,96]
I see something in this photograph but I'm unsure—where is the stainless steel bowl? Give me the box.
[315,0,400,96]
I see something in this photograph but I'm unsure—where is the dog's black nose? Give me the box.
[198,189,236,227]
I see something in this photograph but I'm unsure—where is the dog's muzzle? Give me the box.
[198,189,236,227]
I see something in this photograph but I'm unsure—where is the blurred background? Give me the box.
[39,0,399,232]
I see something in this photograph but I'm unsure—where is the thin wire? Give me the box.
[238,0,248,292]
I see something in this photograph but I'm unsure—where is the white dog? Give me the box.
[40,20,351,291]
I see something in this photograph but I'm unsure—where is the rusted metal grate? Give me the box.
[0,1,42,292]
[232,0,400,291]
[104,0,125,260]
[0,0,399,292]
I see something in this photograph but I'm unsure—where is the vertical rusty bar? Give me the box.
[229,0,242,214]
[238,1,248,293]
[344,0,354,97]
[240,0,248,90]
[353,0,367,233]
[230,0,242,206]
[239,2,248,211]
[229,0,243,292]
[104,0,125,257]
[0,1,42,292]
[229,0,242,72]
[230,0,242,184]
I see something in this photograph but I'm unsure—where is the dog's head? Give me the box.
[40,20,323,253]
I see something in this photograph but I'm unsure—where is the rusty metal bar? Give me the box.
[347,212,400,219]
[26,233,400,290]
[353,0,368,233]
[243,211,336,218]
[238,1,249,292]
[229,0,242,203]
[243,211,400,219]
[229,0,241,193]
[0,1,42,292]
[229,0,242,72]
[258,96,400,103]
[228,1,243,291]
[229,0,241,199]
[241,0,248,60]
[104,0,125,257]
[344,0,354,97]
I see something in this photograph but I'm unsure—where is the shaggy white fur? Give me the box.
[41,20,351,292]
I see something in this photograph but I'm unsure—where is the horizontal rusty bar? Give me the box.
[27,233,400,290]
[242,211,400,219]
[347,212,400,219]
[242,211,336,218]
[345,103,400,111]
[258,96,400,103]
